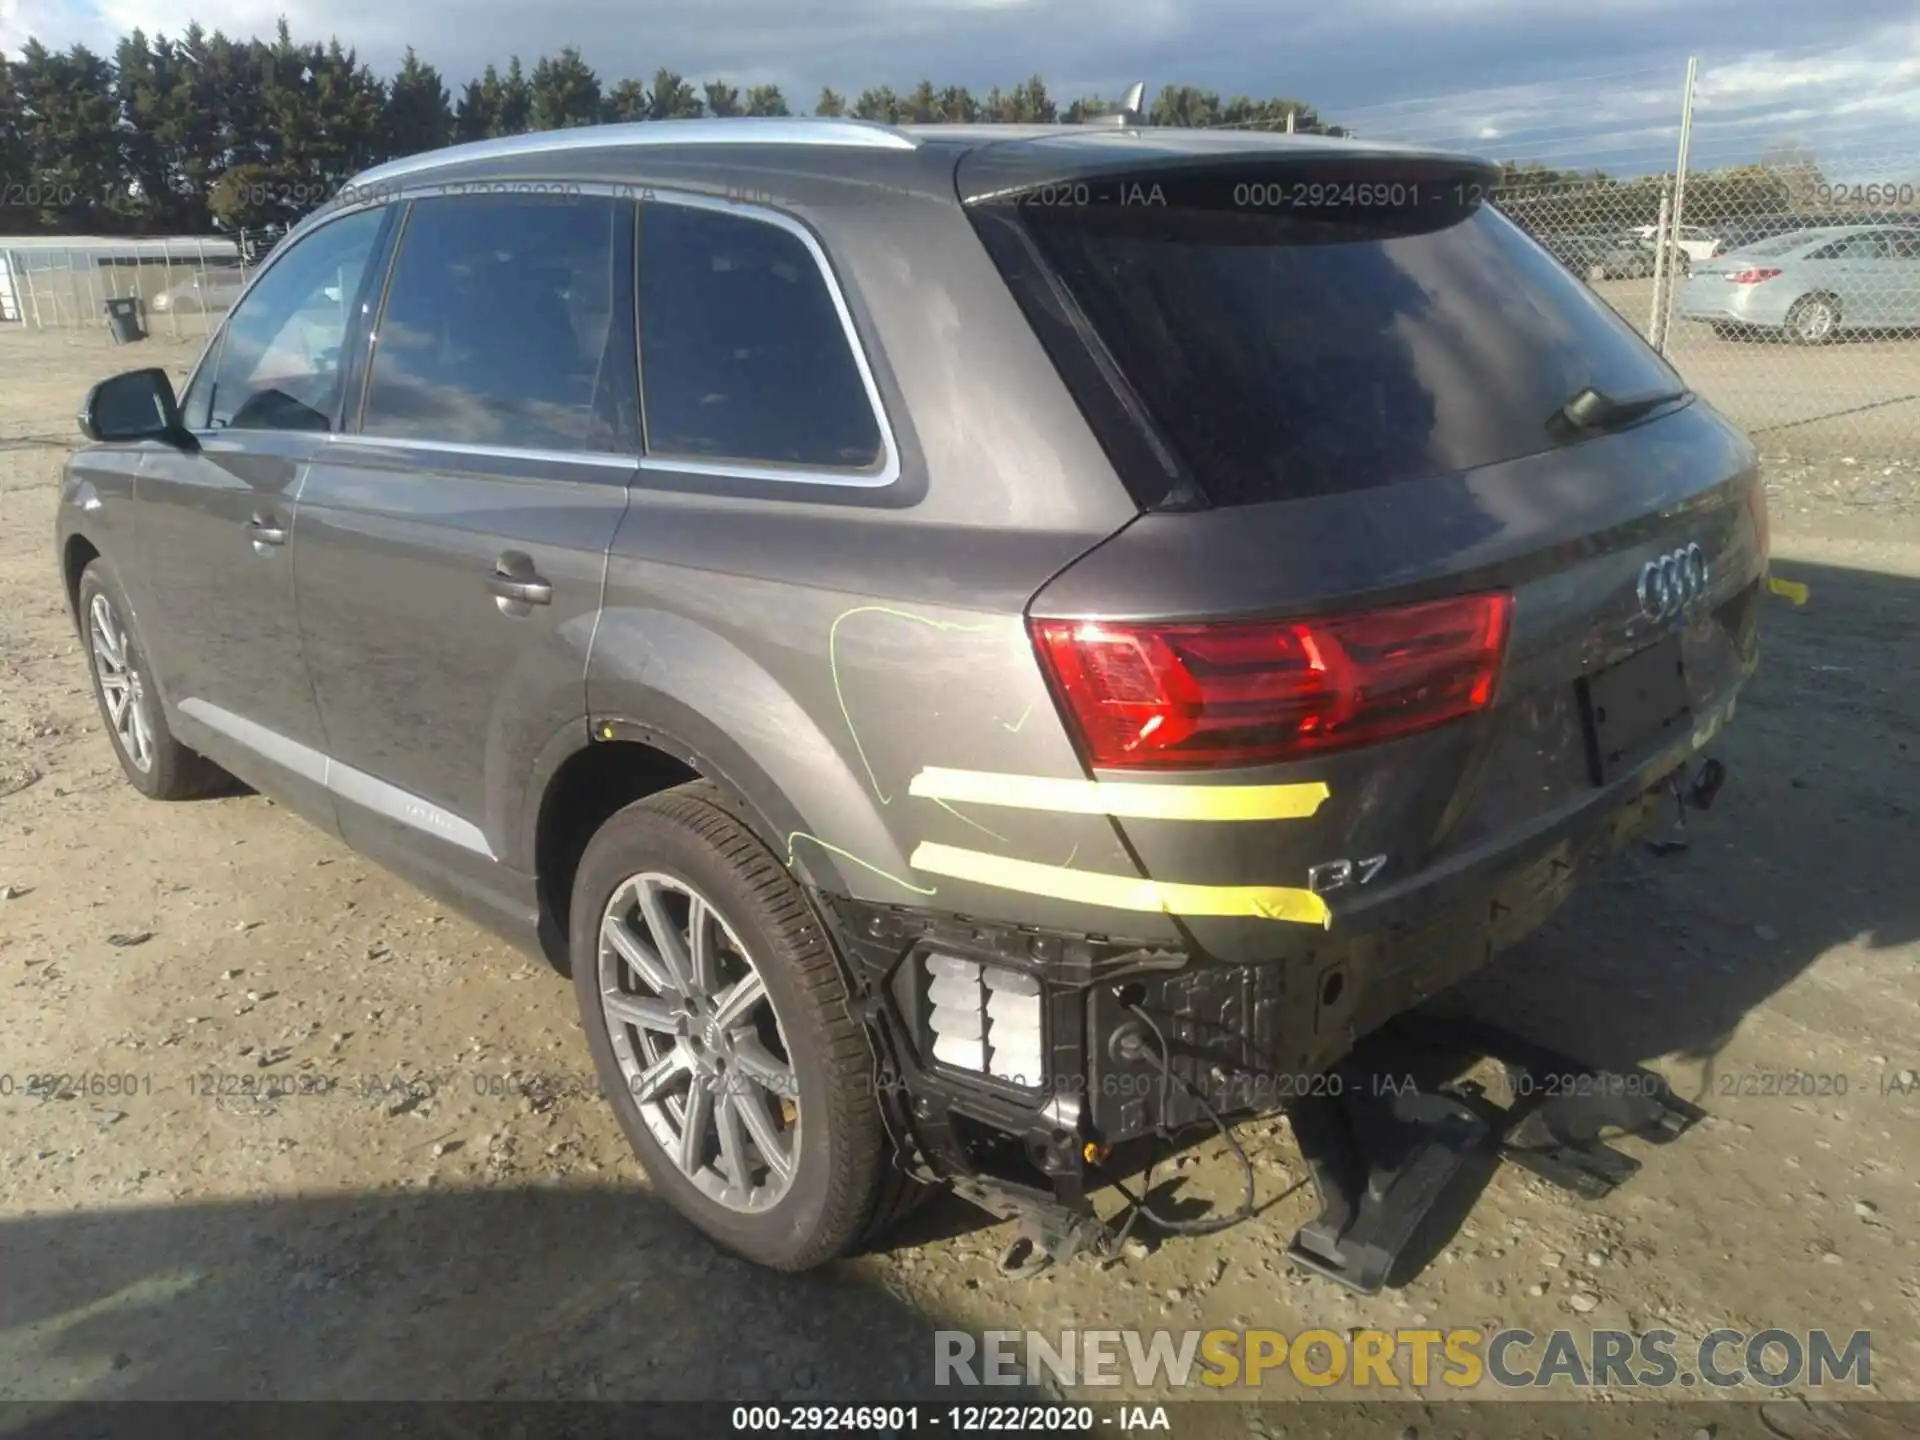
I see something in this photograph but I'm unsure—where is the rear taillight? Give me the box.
[1728,268,1781,284]
[1030,593,1513,770]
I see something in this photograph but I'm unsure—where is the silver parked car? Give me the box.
[1682,224,1920,343]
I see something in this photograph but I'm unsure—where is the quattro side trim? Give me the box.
[908,766,1330,821]
[908,841,1331,927]
[179,698,495,859]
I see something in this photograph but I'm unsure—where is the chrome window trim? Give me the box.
[322,433,641,472]
[332,181,901,492]
[344,119,916,193]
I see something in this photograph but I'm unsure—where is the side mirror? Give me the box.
[78,368,191,447]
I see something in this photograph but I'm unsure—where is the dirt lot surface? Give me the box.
[2,325,1917,1429]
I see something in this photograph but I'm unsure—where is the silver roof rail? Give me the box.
[345,117,918,191]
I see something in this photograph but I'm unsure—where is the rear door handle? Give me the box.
[247,515,287,547]
[485,574,552,605]
[485,554,552,608]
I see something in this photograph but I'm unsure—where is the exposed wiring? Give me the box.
[1101,1004,1257,1243]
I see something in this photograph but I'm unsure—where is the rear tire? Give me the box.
[1787,293,1839,346]
[77,559,228,801]
[569,781,892,1270]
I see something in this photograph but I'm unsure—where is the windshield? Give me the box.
[1019,200,1684,505]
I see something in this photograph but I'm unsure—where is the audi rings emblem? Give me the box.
[1636,542,1709,622]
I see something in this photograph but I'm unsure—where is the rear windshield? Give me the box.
[1019,200,1684,506]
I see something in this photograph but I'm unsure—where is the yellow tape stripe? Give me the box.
[1767,575,1809,606]
[909,842,1331,927]
[908,767,1330,822]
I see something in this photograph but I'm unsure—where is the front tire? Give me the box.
[77,559,228,800]
[570,782,890,1270]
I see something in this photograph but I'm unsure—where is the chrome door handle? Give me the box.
[485,571,552,606]
[247,517,287,547]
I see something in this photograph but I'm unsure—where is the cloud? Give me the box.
[5,0,1917,176]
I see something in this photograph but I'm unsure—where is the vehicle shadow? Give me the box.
[0,1183,960,1405]
[1436,556,1918,1098]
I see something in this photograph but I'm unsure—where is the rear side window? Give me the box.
[1016,198,1685,505]
[1811,232,1890,260]
[637,202,882,471]
[362,194,639,454]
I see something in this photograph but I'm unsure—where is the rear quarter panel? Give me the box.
[584,162,1177,942]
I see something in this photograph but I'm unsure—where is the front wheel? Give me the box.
[570,782,893,1270]
[77,559,228,800]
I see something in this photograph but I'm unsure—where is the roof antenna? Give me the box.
[1089,81,1146,128]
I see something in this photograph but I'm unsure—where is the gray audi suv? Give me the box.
[56,117,1767,1282]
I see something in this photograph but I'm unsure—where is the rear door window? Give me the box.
[636,201,883,471]
[1016,198,1686,505]
[361,193,639,454]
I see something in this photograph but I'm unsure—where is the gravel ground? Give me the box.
[1,326,1916,1426]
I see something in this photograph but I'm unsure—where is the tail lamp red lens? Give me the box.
[1030,593,1513,770]
[1727,267,1781,284]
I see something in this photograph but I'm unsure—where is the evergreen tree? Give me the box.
[498,57,534,135]
[604,77,650,123]
[454,66,501,141]
[814,87,846,117]
[387,47,454,155]
[852,86,900,124]
[743,84,789,117]
[648,68,702,119]
[11,40,122,231]
[530,47,602,131]
[703,80,741,117]
[1149,84,1221,128]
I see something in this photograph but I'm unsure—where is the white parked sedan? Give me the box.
[1633,223,1723,263]
[1680,224,1920,344]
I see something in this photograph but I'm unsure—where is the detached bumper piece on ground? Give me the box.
[1285,1016,1705,1294]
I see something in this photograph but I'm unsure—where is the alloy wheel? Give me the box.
[598,872,801,1213]
[89,592,154,773]
[1796,299,1836,343]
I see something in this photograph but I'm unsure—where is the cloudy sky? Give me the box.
[5,0,1917,176]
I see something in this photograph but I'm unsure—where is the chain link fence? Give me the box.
[1226,47,1920,464]
[0,231,279,342]
[1498,168,1920,461]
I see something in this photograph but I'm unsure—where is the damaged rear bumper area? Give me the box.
[814,750,1719,1276]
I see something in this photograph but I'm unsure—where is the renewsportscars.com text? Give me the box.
[935,1327,1872,1390]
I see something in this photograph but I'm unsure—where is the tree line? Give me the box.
[0,21,1345,235]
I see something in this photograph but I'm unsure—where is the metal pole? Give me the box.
[162,241,179,339]
[1646,184,1672,348]
[1649,56,1699,355]
[1285,108,1295,135]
